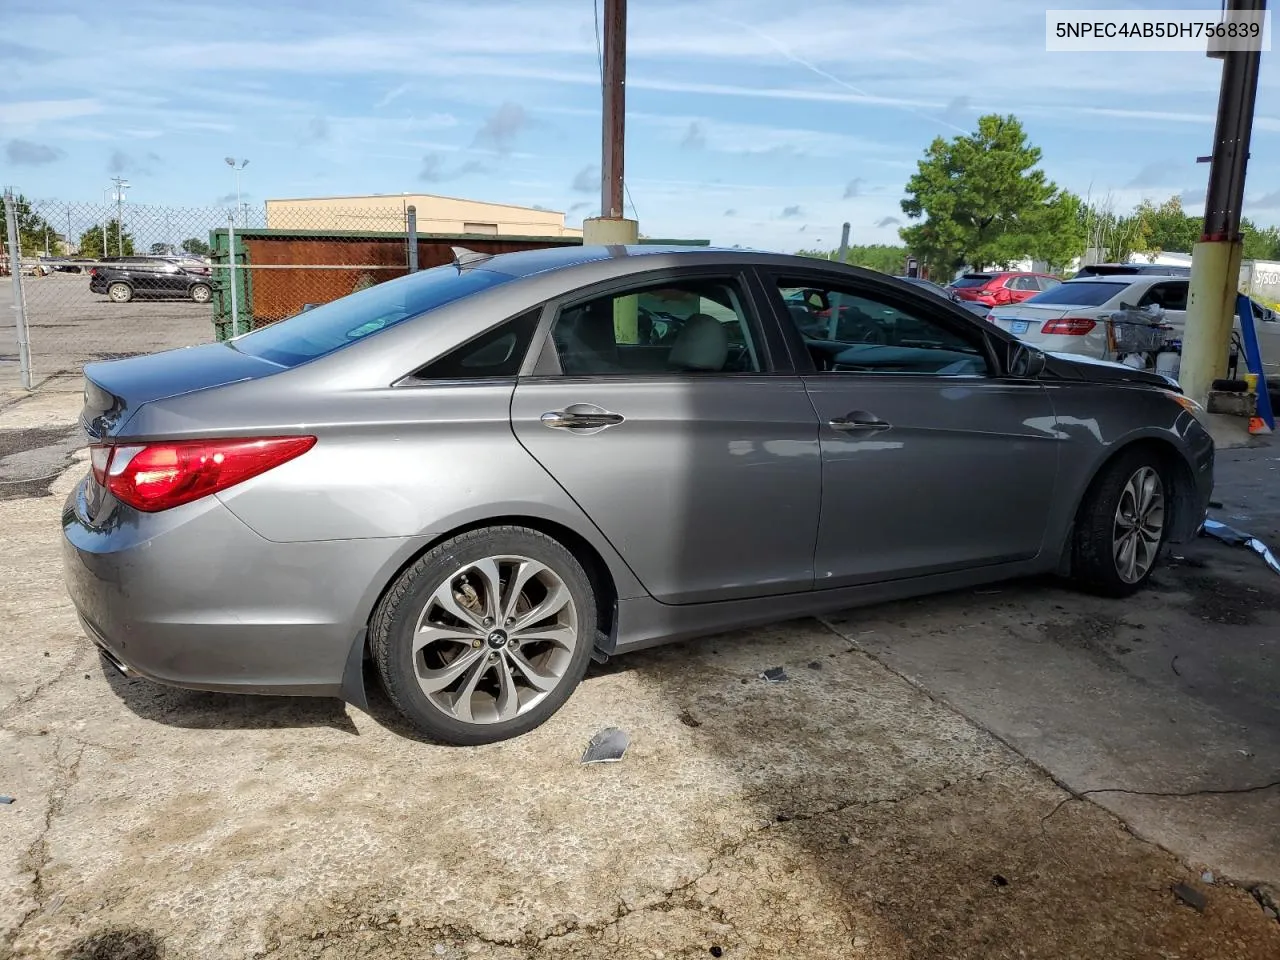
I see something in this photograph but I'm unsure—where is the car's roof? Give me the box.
[473,243,763,280]
[1061,274,1173,285]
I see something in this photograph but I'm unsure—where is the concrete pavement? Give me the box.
[1,392,1277,959]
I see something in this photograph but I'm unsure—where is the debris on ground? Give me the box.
[677,709,702,728]
[1202,518,1280,575]
[806,661,823,671]
[1202,871,1216,884]
[1173,882,1208,912]
[759,667,788,683]
[0,796,14,805]
[580,727,630,764]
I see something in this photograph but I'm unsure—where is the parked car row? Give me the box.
[986,272,1275,374]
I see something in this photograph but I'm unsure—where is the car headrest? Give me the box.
[669,313,729,371]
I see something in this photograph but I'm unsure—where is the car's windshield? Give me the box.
[1023,281,1126,307]
[231,264,515,367]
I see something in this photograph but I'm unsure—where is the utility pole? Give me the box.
[582,0,639,339]
[583,0,636,245]
[1179,0,1266,405]
[225,158,249,226]
[600,0,626,221]
[110,176,129,256]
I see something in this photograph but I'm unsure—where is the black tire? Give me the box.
[189,283,212,304]
[1071,447,1169,597]
[371,526,597,745]
[107,281,133,303]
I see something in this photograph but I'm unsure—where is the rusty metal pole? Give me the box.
[1179,0,1266,407]
[600,0,626,221]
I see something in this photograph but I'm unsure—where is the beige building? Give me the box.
[264,193,583,238]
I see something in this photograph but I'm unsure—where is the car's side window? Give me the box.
[543,277,761,376]
[1010,276,1037,291]
[1138,281,1189,312]
[412,309,543,381]
[775,278,989,377]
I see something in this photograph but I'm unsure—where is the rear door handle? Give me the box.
[828,411,891,433]
[541,409,625,430]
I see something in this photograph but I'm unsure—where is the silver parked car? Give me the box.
[63,245,1215,744]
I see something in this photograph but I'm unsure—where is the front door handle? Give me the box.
[541,408,625,431]
[828,411,891,433]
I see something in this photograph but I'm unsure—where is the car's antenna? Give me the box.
[451,246,492,269]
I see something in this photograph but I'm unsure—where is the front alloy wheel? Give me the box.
[1112,466,1165,584]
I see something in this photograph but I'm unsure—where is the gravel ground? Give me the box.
[1,393,1277,959]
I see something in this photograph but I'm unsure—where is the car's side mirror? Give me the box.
[1008,342,1047,379]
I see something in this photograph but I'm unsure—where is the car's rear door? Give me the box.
[1136,279,1189,337]
[761,268,1060,588]
[510,266,822,604]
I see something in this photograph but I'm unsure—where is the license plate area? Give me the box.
[1009,320,1029,334]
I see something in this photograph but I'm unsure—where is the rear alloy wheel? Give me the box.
[189,283,212,303]
[107,282,133,303]
[372,526,597,744]
[1071,449,1168,597]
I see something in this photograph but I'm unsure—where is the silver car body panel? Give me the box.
[62,245,1216,699]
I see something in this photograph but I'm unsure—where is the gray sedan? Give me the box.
[62,245,1214,744]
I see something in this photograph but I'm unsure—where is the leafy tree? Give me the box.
[797,243,910,274]
[1242,218,1280,260]
[181,236,212,257]
[1133,196,1199,254]
[78,219,135,259]
[0,193,56,256]
[899,114,1086,272]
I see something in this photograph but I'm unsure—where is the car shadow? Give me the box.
[99,654,359,735]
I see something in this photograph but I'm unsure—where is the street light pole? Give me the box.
[109,176,130,256]
[225,158,250,226]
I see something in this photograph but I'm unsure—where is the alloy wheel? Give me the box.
[1112,466,1165,584]
[412,555,579,724]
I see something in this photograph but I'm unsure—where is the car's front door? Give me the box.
[510,269,822,604]
[765,271,1061,588]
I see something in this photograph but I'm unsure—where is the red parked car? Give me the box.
[947,272,1061,307]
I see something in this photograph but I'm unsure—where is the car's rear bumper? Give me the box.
[61,478,413,698]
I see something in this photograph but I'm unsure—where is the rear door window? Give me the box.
[950,274,993,288]
[1137,281,1189,312]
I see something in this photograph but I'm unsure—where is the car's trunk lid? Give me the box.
[79,342,282,439]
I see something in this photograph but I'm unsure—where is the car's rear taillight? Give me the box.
[1041,318,1097,336]
[89,436,316,512]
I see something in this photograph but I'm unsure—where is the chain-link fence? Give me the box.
[2,191,580,392]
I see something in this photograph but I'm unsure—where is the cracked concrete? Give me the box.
[2,391,1278,959]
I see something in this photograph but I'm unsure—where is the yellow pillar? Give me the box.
[582,216,640,343]
[1179,239,1244,404]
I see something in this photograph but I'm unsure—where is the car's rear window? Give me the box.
[1023,281,1127,307]
[950,274,993,288]
[231,264,515,367]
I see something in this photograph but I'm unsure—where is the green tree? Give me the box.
[1133,196,1199,254]
[1242,218,1280,260]
[899,114,1086,273]
[797,243,909,274]
[78,219,135,259]
[181,236,212,257]
[0,193,55,256]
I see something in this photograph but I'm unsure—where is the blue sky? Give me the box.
[4,0,1280,250]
